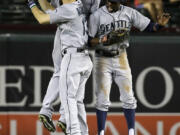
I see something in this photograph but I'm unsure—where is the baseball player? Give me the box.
[28,0,100,134]
[33,0,65,133]
[88,0,170,135]
[55,1,93,134]
[28,0,95,135]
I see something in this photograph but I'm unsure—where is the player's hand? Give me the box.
[101,36,108,43]
[157,13,171,26]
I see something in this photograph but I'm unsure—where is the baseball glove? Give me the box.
[103,29,129,46]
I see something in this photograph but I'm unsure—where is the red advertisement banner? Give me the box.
[0,113,180,135]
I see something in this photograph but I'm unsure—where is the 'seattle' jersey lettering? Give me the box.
[99,20,130,35]
[88,5,150,50]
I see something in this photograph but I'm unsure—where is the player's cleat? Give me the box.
[129,128,135,135]
[99,130,104,135]
[57,121,67,134]
[39,114,56,132]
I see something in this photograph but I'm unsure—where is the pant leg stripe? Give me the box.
[66,54,72,134]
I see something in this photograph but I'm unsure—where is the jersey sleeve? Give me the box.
[90,0,101,13]
[88,12,100,38]
[47,5,78,24]
[131,9,150,31]
[50,0,59,8]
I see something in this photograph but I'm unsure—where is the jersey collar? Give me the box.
[103,4,123,14]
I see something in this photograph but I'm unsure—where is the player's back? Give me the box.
[55,1,88,49]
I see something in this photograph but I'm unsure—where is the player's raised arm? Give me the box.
[28,0,78,24]
[144,13,171,32]
[38,0,55,11]
[131,8,171,32]
[28,0,50,24]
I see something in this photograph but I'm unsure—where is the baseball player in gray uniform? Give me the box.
[28,0,100,134]
[33,0,65,132]
[28,0,96,135]
[55,1,93,134]
[88,0,170,135]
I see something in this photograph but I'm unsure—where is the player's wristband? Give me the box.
[144,22,164,32]
[155,23,164,31]
[28,0,36,9]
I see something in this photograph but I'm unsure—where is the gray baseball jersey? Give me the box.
[48,0,88,50]
[88,5,150,51]
[81,0,101,15]
[50,0,60,8]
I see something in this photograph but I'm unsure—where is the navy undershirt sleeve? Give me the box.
[144,22,164,32]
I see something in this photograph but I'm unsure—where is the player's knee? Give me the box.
[122,97,137,109]
[96,100,110,111]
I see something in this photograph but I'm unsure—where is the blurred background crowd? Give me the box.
[0,0,180,34]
